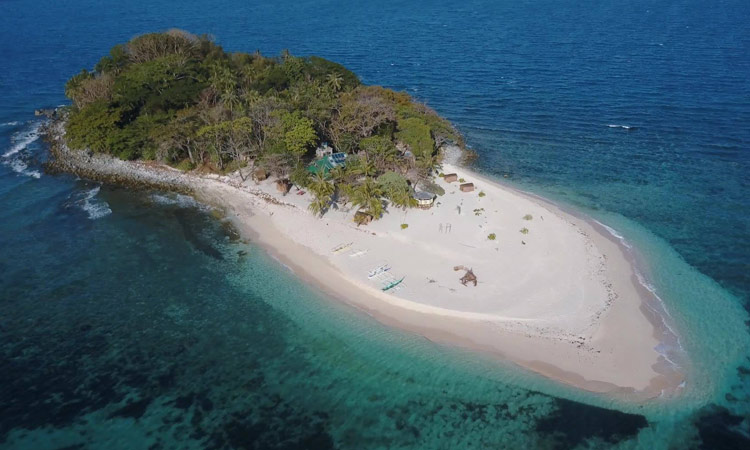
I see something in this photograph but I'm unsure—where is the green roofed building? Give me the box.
[308,152,347,175]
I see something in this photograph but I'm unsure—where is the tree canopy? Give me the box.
[64,30,465,220]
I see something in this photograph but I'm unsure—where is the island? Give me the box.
[46,30,685,400]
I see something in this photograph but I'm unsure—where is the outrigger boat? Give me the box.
[382,277,405,292]
[349,249,369,258]
[367,264,390,279]
[331,242,353,254]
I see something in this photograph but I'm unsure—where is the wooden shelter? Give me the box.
[443,173,458,183]
[460,182,475,192]
[275,179,292,195]
[353,210,373,226]
[413,191,435,209]
[253,168,268,182]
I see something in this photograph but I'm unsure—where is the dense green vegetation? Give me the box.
[64,30,464,219]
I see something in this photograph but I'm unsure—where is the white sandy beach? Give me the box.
[180,159,685,400]
[48,121,683,399]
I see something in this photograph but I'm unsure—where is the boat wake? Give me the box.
[607,124,637,131]
[1,122,43,179]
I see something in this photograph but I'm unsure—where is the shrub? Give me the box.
[401,223,409,229]
[488,233,496,240]
[175,159,196,172]
[523,214,533,220]
[459,177,465,182]
[520,228,529,234]
[438,172,444,177]
[478,191,485,197]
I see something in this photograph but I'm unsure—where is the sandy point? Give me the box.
[190,162,686,402]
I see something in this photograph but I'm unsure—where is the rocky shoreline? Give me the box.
[44,118,194,195]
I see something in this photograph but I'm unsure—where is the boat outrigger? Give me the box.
[382,277,405,292]
[368,264,390,279]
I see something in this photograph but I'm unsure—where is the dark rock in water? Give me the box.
[696,406,750,450]
[535,397,647,448]
[35,108,56,118]
[108,397,152,420]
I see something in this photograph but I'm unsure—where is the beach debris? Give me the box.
[454,265,477,287]
[331,242,353,254]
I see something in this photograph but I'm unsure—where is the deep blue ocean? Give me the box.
[1,0,748,448]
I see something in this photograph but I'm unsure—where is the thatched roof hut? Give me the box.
[460,182,474,192]
[253,168,268,182]
[413,191,435,209]
[275,179,292,195]
[353,210,373,226]
[444,173,458,183]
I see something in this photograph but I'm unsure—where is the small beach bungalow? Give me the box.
[353,210,373,225]
[414,191,435,209]
[275,179,292,194]
[253,168,268,182]
[444,173,458,183]
[460,182,475,192]
[315,143,333,159]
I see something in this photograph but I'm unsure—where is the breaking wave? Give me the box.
[78,186,112,220]
[3,122,41,158]
[2,122,43,179]
[150,192,207,210]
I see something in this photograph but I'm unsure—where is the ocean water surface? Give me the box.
[1,0,749,448]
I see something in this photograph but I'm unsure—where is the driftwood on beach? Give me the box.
[453,265,477,286]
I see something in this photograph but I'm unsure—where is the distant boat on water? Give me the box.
[607,124,637,131]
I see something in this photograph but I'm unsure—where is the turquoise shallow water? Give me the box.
[1,0,749,448]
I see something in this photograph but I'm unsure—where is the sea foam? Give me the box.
[3,122,41,158]
[79,186,112,219]
[2,122,43,179]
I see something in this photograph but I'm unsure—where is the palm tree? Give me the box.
[307,171,334,216]
[384,184,417,210]
[350,153,377,178]
[326,73,343,92]
[350,178,385,219]
[328,166,347,184]
[221,89,242,115]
